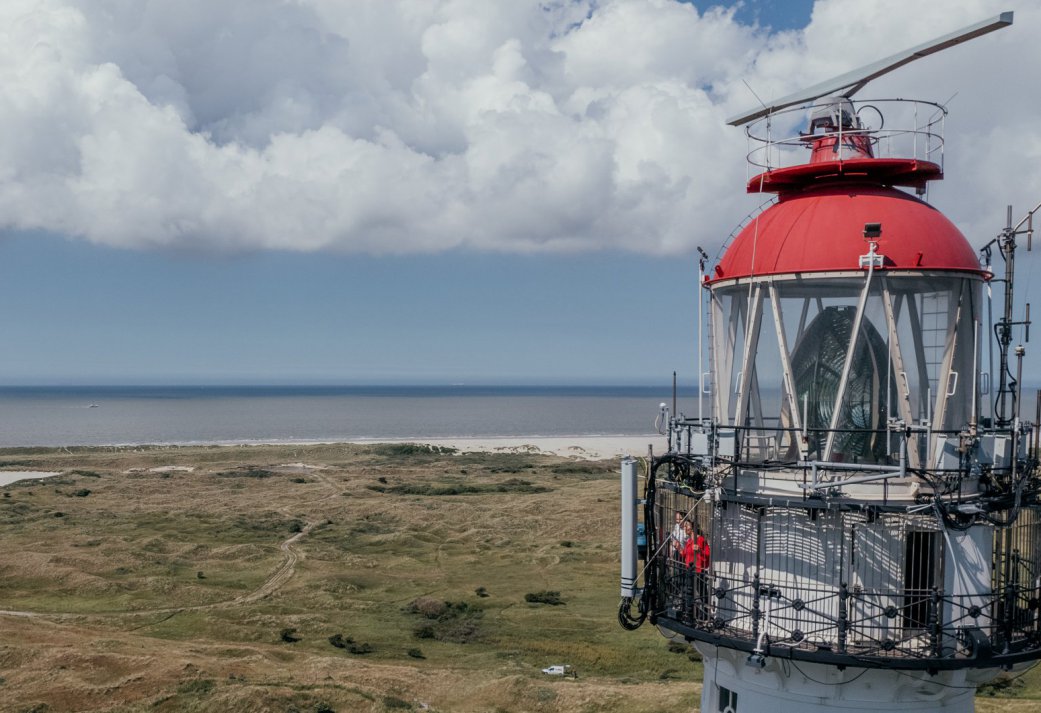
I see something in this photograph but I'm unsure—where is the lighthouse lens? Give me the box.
[791,306,890,462]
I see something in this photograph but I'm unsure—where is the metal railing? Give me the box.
[646,489,1041,669]
[742,99,947,175]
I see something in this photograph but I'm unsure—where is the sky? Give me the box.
[1,0,1039,385]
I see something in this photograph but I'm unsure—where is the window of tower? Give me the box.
[902,530,939,631]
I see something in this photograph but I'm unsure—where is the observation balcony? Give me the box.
[642,445,1041,671]
[740,98,947,194]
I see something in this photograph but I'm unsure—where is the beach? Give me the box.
[358,435,660,460]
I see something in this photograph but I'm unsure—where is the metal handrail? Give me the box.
[742,98,948,173]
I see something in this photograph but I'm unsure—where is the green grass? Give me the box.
[367,478,551,496]
[14,443,1007,711]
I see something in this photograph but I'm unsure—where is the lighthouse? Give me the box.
[619,11,1041,713]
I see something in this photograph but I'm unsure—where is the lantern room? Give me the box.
[708,160,985,470]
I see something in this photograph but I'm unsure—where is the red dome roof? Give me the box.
[710,185,984,283]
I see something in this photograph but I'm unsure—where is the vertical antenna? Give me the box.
[672,371,678,421]
[1035,387,1041,456]
[995,205,1017,426]
[697,247,709,423]
[985,200,1041,427]
[971,318,979,431]
[985,246,995,424]
[1015,346,1025,424]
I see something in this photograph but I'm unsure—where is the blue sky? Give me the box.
[0,0,816,385]
[4,0,1038,386]
[0,230,703,384]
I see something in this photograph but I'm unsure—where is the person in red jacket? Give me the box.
[694,527,711,619]
[695,528,711,573]
[680,519,696,565]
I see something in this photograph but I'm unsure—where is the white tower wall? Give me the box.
[695,645,993,713]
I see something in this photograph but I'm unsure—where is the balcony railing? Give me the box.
[644,480,1041,670]
[742,98,947,176]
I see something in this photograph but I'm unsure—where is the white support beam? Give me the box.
[796,297,811,345]
[824,273,875,461]
[711,292,733,422]
[906,295,933,419]
[933,281,966,436]
[734,287,764,433]
[881,280,920,468]
[769,284,804,457]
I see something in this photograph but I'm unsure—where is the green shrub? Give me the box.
[69,470,102,478]
[978,674,1025,697]
[213,466,274,479]
[176,679,215,696]
[406,597,448,619]
[369,443,456,457]
[327,633,372,653]
[525,590,565,606]
[404,598,484,643]
[373,480,549,496]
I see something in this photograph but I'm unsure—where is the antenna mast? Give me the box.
[983,200,1041,426]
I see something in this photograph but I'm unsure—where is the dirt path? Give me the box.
[0,467,338,621]
[225,521,314,606]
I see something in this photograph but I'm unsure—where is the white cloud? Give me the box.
[0,0,1036,255]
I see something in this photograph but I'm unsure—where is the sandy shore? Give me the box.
[0,471,61,486]
[363,435,664,460]
[0,437,666,461]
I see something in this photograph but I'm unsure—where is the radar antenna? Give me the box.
[727,11,1013,127]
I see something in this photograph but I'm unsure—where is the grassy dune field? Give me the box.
[0,444,1037,713]
[0,444,693,713]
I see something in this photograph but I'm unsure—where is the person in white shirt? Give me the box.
[671,510,688,559]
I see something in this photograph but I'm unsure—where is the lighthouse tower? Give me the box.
[619,12,1041,713]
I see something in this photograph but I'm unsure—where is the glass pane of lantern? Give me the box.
[712,274,981,466]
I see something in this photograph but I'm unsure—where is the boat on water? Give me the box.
[619,11,1041,713]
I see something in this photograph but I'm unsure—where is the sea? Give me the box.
[0,385,697,448]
